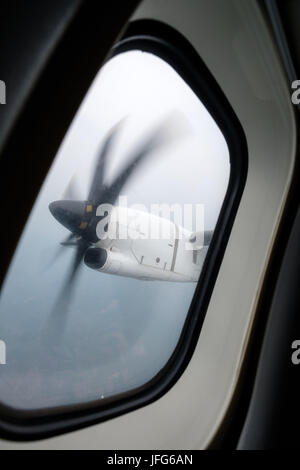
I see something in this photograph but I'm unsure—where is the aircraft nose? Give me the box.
[49,200,89,234]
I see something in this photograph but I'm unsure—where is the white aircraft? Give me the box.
[49,121,213,287]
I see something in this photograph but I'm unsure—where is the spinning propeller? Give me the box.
[48,117,177,325]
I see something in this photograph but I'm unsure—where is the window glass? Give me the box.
[0,50,230,411]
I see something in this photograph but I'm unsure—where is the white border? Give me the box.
[0,0,296,449]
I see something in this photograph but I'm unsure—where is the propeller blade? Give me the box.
[62,175,80,200]
[47,233,78,269]
[45,240,87,339]
[60,233,78,246]
[88,119,125,204]
[106,119,176,205]
[60,237,81,247]
[54,240,86,309]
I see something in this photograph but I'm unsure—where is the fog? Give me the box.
[0,51,229,410]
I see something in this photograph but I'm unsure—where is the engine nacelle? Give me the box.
[84,247,107,270]
[84,246,127,276]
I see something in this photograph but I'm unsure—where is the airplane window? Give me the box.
[0,50,230,412]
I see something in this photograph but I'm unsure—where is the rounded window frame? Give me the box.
[0,19,248,440]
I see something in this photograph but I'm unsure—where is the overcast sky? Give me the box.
[0,51,230,411]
